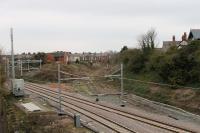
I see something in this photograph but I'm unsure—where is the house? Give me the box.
[162,32,188,52]
[14,53,33,60]
[188,29,200,40]
[47,51,70,64]
[46,51,114,64]
[68,52,114,64]
[162,36,181,52]
[69,53,81,63]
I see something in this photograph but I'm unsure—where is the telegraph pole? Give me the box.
[120,63,125,107]
[7,59,10,78]
[28,60,30,71]
[39,59,42,69]
[4,58,7,75]
[120,63,124,99]
[20,60,23,77]
[58,63,62,114]
[11,28,15,79]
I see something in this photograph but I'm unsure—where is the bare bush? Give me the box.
[138,28,158,53]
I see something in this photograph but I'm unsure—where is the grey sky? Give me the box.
[0,0,200,54]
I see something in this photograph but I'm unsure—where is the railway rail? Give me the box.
[24,82,196,133]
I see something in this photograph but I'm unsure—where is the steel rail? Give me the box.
[25,82,195,133]
[25,86,136,133]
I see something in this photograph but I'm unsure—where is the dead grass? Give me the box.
[148,85,200,114]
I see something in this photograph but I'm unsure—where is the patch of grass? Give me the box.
[151,92,170,104]
[123,78,172,104]
[124,81,150,97]
[74,82,92,95]
[124,71,161,83]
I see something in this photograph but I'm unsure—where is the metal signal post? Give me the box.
[58,63,62,114]
[11,28,15,79]
[120,63,124,100]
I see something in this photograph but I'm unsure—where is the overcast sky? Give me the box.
[0,0,200,54]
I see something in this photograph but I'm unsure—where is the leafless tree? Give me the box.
[138,28,158,53]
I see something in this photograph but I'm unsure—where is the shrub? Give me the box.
[159,41,200,85]
[118,40,200,86]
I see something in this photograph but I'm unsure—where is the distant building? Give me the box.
[69,53,81,63]
[188,29,200,40]
[162,32,188,52]
[47,51,70,64]
[33,50,115,64]
[163,29,200,52]
[68,52,115,64]
[162,36,181,52]
[5,53,34,61]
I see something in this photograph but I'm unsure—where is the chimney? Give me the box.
[182,32,187,41]
[184,32,187,41]
[172,35,176,42]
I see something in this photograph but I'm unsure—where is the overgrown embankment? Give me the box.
[18,63,87,82]
[119,40,200,114]
[123,80,200,114]
[0,87,91,133]
[0,89,28,133]
[22,63,111,83]
[0,60,91,132]
[120,40,200,86]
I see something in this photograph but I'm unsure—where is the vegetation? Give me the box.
[33,52,47,64]
[138,28,157,54]
[120,40,200,86]
[0,89,91,133]
[0,49,6,87]
[116,30,200,114]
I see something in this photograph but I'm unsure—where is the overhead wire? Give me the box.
[22,64,200,90]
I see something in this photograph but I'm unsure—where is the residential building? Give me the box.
[162,32,188,52]
[162,36,181,52]
[69,53,81,63]
[68,52,115,64]
[188,29,200,40]
[47,51,70,64]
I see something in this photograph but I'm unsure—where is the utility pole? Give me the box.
[120,63,126,107]
[18,60,20,71]
[7,59,10,78]
[4,58,7,75]
[11,28,15,79]
[20,60,23,77]
[28,60,30,71]
[58,63,62,114]
[120,63,124,101]
[39,59,42,69]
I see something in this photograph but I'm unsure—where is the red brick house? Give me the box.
[47,51,69,64]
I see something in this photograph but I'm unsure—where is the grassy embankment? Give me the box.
[21,62,200,115]
[0,89,91,133]
[123,71,200,115]
[0,64,91,133]
[118,41,200,115]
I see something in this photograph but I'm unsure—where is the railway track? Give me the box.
[24,82,196,133]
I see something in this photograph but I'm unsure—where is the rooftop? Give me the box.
[188,29,200,40]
